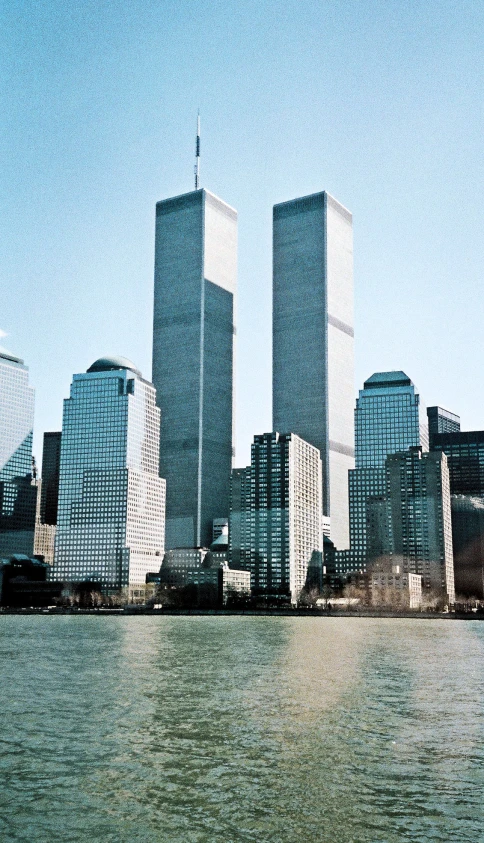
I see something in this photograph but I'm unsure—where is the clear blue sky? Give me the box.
[2,0,483,467]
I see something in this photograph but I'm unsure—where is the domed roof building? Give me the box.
[87,356,142,378]
[52,354,165,595]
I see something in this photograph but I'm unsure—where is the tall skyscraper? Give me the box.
[385,447,455,603]
[229,432,322,603]
[348,371,428,571]
[53,357,166,593]
[0,350,37,556]
[272,191,354,549]
[152,188,237,550]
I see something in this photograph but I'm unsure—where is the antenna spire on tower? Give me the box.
[194,111,200,190]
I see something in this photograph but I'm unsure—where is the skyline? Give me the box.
[2,1,484,466]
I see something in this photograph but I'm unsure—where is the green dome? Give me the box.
[87,356,141,378]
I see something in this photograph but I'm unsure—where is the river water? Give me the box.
[0,616,483,842]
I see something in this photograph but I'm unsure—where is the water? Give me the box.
[1,616,483,842]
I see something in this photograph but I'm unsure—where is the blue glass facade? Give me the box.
[355,371,428,469]
[53,358,165,591]
[431,430,484,495]
[153,189,236,549]
[348,371,428,569]
[0,351,36,556]
[427,406,460,447]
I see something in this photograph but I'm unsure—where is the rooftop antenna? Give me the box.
[194,111,200,190]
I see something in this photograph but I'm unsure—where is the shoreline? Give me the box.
[1,607,483,620]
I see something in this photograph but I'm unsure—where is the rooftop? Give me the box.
[0,350,24,366]
[87,356,142,378]
[364,371,412,390]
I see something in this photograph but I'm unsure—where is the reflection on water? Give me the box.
[0,617,483,842]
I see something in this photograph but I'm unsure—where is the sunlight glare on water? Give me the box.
[0,616,483,842]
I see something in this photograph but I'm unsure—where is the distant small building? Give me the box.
[369,565,422,610]
[155,541,250,606]
[305,550,324,593]
[212,519,228,542]
[33,520,56,566]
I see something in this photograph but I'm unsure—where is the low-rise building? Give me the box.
[0,554,63,607]
[155,539,250,607]
[369,565,422,609]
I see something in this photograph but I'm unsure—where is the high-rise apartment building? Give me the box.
[385,447,455,603]
[152,189,237,550]
[0,351,37,556]
[348,371,428,571]
[273,191,354,549]
[427,406,460,447]
[53,357,166,592]
[229,432,322,603]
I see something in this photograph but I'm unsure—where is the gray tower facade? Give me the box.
[273,191,354,549]
[153,189,237,549]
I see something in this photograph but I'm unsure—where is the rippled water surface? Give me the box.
[1,616,483,842]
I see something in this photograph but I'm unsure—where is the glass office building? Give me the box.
[449,495,484,599]
[431,430,484,495]
[53,357,166,592]
[152,189,237,550]
[427,406,461,447]
[348,371,428,570]
[0,351,37,556]
[229,432,322,603]
[273,191,354,549]
[431,429,484,599]
[385,448,455,603]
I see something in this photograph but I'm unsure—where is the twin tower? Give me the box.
[152,188,354,552]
